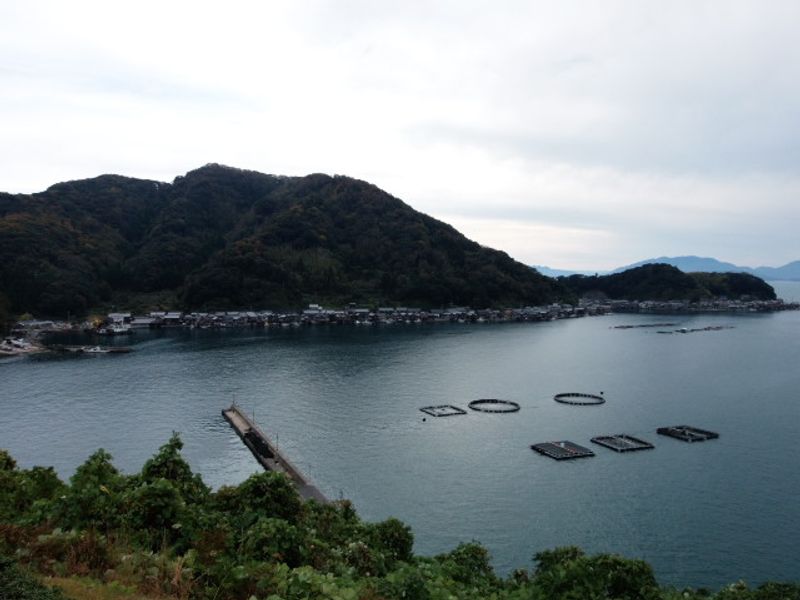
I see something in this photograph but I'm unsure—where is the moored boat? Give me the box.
[97,324,134,336]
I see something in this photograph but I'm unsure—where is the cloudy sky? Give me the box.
[2,1,798,270]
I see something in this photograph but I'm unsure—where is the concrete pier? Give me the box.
[222,405,328,503]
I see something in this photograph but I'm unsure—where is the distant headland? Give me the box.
[535,255,800,281]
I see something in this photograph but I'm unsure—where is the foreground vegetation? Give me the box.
[1,437,798,600]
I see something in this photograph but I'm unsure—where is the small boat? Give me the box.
[82,346,110,354]
[85,345,131,354]
[97,324,134,336]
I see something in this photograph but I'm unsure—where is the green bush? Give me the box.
[140,433,209,505]
[54,449,125,532]
[532,546,659,600]
[369,517,414,564]
[0,555,66,600]
[232,471,304,524]
[0,453,65,524]
[241,517,303,567]
[124,479,185,550]
[436,541,498,588]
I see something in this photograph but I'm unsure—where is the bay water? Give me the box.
[1,281,799,589]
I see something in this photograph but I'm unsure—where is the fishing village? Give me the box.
[2,296,797,358]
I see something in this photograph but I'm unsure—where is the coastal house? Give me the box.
[15,319,55,331]
[224,312,248,326]
[130,317,157,329]
[107,312,131,324]
[163,312,183,326]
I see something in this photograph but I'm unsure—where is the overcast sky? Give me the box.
[2,1,798,269]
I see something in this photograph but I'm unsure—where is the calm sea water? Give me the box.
[1,281,799,589]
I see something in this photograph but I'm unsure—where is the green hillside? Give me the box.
[0,165,562,316]
[559,264,776,301]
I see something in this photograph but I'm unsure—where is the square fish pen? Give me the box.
[531,441,595,460]
[657,425,719,442]
[591,434,654,452]
[420,405,467,417]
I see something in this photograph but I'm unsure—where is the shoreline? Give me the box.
[3,297,798,357]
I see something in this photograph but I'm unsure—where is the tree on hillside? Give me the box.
[0,292,11,334]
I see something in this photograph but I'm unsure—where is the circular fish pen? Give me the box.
[553,392,605,406]
[468,399,521,413]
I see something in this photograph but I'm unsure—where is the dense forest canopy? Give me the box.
[0,165,563,317]
[558,264,776,302]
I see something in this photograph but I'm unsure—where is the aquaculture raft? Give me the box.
[468,399,520,413]
[420,405,467,417]
[554,392,605,405]
[531,441,595,460]
[657,425,719,442]
[591,434,654,452]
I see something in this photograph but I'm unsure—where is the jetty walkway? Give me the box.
[222,405,328,503]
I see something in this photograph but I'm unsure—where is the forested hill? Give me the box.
[559,263,777,301]
[0,164,563,316]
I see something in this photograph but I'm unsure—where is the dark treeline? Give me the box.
[558,264,776,302]
[2,438,798,600]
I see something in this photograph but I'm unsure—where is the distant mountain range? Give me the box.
[535,256,800,281]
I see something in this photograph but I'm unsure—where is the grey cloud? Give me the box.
[0,40,253,110]
[411,97,800,176]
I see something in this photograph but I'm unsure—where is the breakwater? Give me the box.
[222,404,328,503]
